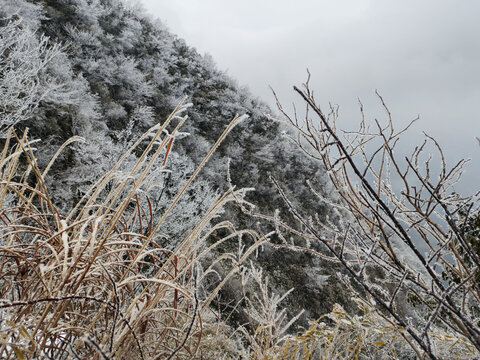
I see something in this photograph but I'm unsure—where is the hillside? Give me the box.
[0,0,348,328]
[2,1,479,359]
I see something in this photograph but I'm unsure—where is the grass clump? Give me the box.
[0,101,267,359]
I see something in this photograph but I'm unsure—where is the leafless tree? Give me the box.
[268,75,480,359]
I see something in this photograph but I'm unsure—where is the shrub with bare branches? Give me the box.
[267,77,480,359]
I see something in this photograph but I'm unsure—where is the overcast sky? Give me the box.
[139,0,479,192]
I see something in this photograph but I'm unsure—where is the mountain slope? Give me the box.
[0,0,351,325]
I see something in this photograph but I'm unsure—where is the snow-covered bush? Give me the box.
[267,80,480,359]
[0,17,87,135]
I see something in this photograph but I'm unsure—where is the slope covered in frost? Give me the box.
[0,0,351,324]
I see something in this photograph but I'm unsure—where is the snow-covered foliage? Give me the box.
[1,0,479,358]
[0,18,86,134]
[10,0,471,358]
[0,0,334,320]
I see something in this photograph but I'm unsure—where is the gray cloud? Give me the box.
[140,0,480,192]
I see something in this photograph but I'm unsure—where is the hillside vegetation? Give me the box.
[1,1,479,359]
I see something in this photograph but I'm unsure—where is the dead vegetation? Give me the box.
[0,101,267,359]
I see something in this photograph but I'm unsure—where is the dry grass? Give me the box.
[0,101,267,359]
[275,297,478,360]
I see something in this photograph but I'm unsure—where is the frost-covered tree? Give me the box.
[0,17,86,135]
[269,79,480,359]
